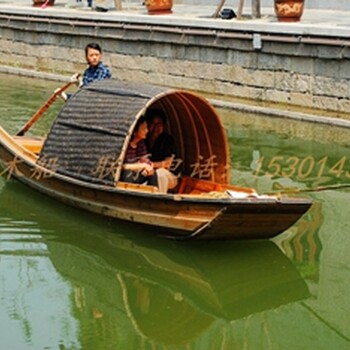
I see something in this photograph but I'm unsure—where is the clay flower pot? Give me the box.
[32,0,55,6]
[144,0,173,15]
[274,0,305,22]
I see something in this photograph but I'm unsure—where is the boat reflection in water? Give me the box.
[0,182,310,348]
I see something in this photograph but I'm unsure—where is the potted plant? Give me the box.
[144,0,173,15]
[274,0,305,22]
[32,0,55,6]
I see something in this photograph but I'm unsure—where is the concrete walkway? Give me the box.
[1,0,350,38]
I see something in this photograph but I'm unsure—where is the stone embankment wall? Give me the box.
[0,11,350,117]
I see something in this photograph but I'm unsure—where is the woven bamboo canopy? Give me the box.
[39,79,230,186]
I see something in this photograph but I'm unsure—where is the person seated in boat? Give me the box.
[145,109,178,193]
[120,116,158,188]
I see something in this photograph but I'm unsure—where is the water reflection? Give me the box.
[0,190,80,349]
[275,201,323,282]
[0,182,309,348]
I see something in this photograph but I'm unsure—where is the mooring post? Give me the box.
[252,0,261,18]
[114,0,122,10]
[237,0,244,19]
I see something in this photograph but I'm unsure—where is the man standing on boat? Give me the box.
[81,42,112,87]
[59,42,111,100]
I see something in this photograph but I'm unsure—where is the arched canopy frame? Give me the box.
[38,80,230,187]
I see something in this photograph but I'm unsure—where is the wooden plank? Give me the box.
[13,136,44,154]
[117,181,158,193]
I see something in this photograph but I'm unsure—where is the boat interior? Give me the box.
[14,135,256,197]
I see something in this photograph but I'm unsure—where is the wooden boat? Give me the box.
[0,79,312,240]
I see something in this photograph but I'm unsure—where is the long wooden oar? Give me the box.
[16,75,79,137]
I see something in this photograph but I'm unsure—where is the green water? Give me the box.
[0,73,349,349]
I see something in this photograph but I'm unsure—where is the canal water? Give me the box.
[0,73,349,349]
